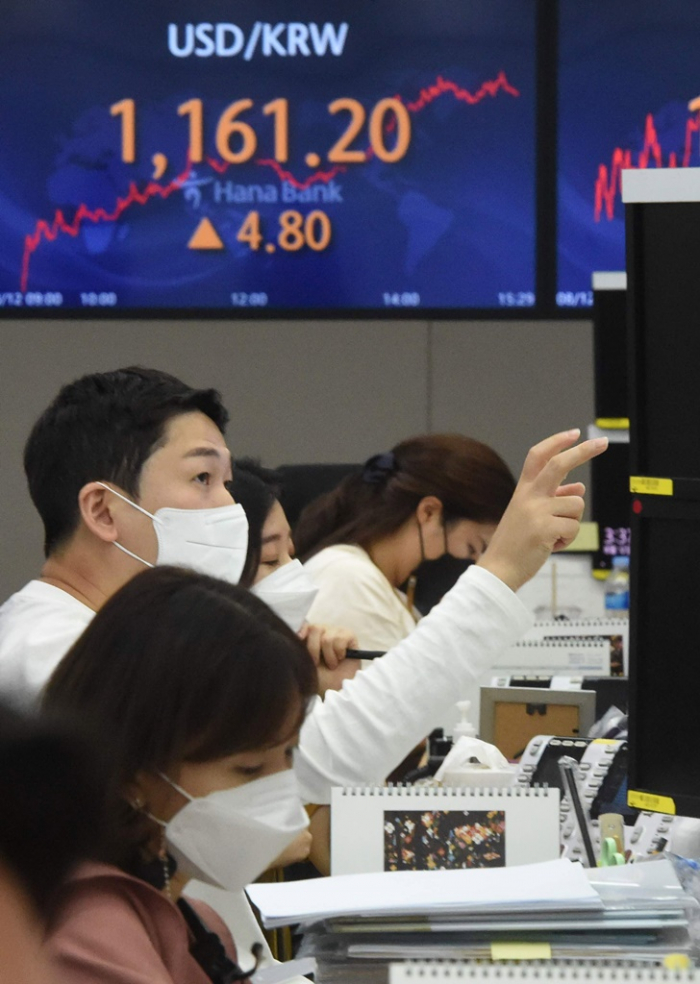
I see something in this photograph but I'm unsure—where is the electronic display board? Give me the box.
[0,0,537,314]
[557,0,700,310]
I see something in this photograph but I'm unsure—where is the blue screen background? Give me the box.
[557,0,700,304]
[0,0,537,311]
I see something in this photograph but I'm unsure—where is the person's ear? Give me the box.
[124,779,146,813]
[131,770,182,824]
[415,495,444,529]
[128,771,163,813]
[77,482,121,544]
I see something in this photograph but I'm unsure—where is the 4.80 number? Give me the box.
[237,210,331,252]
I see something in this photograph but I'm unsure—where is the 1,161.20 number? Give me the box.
[111,97,411,166]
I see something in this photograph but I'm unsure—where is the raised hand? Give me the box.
[477,429,608,593]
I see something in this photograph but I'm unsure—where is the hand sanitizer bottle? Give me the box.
[452,700,477,742]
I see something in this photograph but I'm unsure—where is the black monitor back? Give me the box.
[626,194,700,818]
[627,496,700,815]
[627,201,700,480]
[591,440,631,575]
[593,284,629,422]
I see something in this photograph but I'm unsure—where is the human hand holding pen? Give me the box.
[477,428,608,593]
[298,623,358,669]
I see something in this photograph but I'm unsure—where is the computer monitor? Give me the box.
[591,272,628,423]
[557,0,700,305]
[0,0,538,314]
[625,174,700,480]
[590,438,631,576]
[627,497,700,818]
[624,168,700,818]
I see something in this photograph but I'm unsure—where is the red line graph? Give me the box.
[21,71,520,290]
[21,161,193,291]
[208,154,347,190]
[403,71,520,112]
[595,110,700,221]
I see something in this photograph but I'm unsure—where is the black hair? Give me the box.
[295,433,515,560]
[42,566,316,873]
[24,367,229,556]
[228,458,282,588]
[0,701,106,920]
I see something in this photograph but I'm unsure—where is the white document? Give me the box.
[246,857,603,928]
[587,856,694,910]
[252,958,316,984]
[330,785,559,875]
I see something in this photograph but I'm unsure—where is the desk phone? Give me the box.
[515,735,676,862]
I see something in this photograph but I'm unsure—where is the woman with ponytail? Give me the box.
[295,434,516,653]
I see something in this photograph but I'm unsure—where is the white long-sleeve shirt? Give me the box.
[0,566,532,801]
[295,564,532,802]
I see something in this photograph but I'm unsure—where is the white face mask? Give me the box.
[98,483,249,585]
[158,769,309,892]
[250,559,319,632]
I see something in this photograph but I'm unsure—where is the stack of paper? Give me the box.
[247,858,603,930]
[246,859,696,984]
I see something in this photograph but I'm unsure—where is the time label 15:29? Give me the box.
[111,96,411,167]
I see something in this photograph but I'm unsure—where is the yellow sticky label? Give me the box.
[561,521,599,552]
[630,476,674,496]
[595,418,630,430]
[593,738,618,745]
[663,955,692,970]
[491,943,552,961]
[628,790,676,815]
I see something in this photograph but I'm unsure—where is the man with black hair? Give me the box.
[0,367,239,706]
[0,365,607,810]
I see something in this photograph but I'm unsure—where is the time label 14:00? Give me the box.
[110,97,411,166]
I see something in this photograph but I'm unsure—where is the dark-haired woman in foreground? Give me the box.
[43,566,317,984]
[0,699,105,984]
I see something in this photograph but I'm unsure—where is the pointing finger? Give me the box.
[535,437,608,495]
[519,429,582,483]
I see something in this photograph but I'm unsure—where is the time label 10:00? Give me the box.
[111,97,411,166]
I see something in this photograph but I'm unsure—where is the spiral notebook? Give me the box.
[444,619,628,735]
[514,618,629,675]
[389,964,700,984]
[330,785,559,876]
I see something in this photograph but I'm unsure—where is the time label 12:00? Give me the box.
[110,97,411,166]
